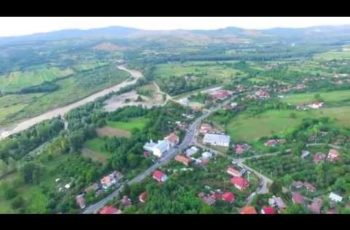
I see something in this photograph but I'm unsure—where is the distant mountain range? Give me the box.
[2,25,350,45]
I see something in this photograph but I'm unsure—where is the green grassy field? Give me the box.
[84,138,112,156]
[282,90,350,105]
[227,110,308,142]
[313,50,350,60]
[154,61,242,80]
[107,117,149,132]
[225,106,350,142]
[0,67,74,93]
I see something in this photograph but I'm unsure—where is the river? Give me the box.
[0,66,143,140]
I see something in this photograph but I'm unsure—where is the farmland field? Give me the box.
[153,61,243,95]
[84,138,112,156]
[0,67,74,93]
[106,117,149,132]
[96,126,131,138]
[282,90,350,105]
[313,50,350,60]
[224,106,350,142]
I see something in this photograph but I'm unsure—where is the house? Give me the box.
[143,140,170,158]
[222,192,235,203]
[185,146,199,157]
[99,206,122,214]
[152,170,168,183]
[202,151,213,159]
[209,89,232,100]
[121,195,132,207]
[175,155,192,166]
[227,166,242,177]
[313,153,326,164]
[231,177,249,191]
[198,193,216,205]
[255,89,270,99]
[292,192,304,204]
[261,206,276,214]
[327,149,340,162]
[203,133,230,147]
[329,192,343,203]
[301,150,310,159]
[234,144,250,154]
[139,192,147,203]
[308,198,323,214]
[240,206,257,214]
[101,171,123,190]
[292,181,304,189]
[76,194,86,209]
[307,102,324,109]
[164,133,179,147]
[178,98,189,106]
[264,139,279,147]
[304,182,316,192]
[199,123,213,134]
[269,196,287,210]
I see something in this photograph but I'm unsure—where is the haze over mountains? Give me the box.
[2,25,350,45]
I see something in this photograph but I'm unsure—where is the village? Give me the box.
[71,83,350,214]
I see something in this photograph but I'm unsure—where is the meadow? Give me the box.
[106,117,149,132]
[282,89,350,105]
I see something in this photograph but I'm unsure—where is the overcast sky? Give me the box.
[1,17,350,37]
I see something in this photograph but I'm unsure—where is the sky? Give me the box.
[1,17,350,37]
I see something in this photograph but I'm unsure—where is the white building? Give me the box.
[143,140,170,158]
[203,133,230,147]
[202,151,213,159]
[185,146,199,157]
[329,192,343,203]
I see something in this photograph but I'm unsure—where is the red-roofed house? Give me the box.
[231,177,249,191]
[209,90,232,100]
[227,166,242,177]
[164,133,179,147]
[313,153,326,164]
[292,192,304,204]
[304,182,316,192]
[175,155,192,166]
[99,206,122,214]
[261,206,276,214]
[152,170,168,183]
[222,192,235,203]
[308,198,323,214]
[264,139,279,147]
[121,195,132,207]
[327,149,340,162]
[234,143,251,154]
[139,192,147,203]
[199,123,213,134]
[240,206,257,214]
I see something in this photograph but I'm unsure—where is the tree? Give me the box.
[284,204,307,214]
[20,162,43,184]
[4,185,18,200]
[270,180,283,195]
[11,196,25,210]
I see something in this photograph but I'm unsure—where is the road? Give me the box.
[0,65,142,140]
[83,95,236,214]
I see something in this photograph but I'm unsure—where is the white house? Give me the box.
[202,151,213,159]
[185,146,199,157]
[143,140,170,158]
[329,192,343,203]
[308,102,324,109]
[203,133,230,147]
